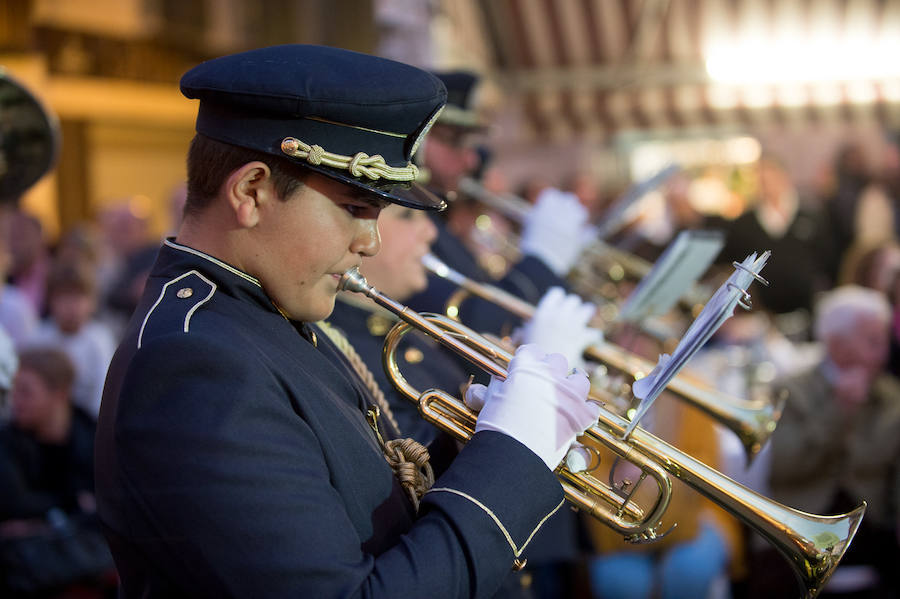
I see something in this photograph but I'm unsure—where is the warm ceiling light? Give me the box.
[706,36,900,86]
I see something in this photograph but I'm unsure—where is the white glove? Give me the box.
[464,344,599,470]
[515,287,603,371]
[519,188,594,276]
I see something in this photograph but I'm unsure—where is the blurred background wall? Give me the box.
[1,0,378,239]
[2,0,899,239]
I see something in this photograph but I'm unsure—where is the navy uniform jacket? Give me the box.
[95,239,565,599]
[326,299,582,574]
[406,214,568,336]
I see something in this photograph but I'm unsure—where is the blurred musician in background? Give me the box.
[407,71,593,335]
[717,154,836,340]
[617,170,711,263]
[326,200,604,598]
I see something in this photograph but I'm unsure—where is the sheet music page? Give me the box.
[618,229,725,323]
[623,251,771,438]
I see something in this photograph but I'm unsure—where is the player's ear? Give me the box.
[224,161,275,228]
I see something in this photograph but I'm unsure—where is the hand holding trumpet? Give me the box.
[464,344,599,470]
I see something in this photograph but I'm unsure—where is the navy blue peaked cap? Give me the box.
[432,70,485,130]
[180,44,448,210]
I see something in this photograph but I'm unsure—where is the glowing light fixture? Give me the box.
[630,136,762,181]
[706,35,900,86]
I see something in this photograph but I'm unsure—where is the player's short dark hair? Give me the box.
[185,134,310,215]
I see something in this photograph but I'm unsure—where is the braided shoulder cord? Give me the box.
[315,321,434,509]
[316,320,400,432]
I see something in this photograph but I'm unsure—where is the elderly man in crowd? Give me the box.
[751,285,900,598]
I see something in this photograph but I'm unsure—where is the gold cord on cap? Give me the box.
[281,137,419,182]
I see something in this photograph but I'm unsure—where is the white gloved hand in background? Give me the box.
[519,188,595,276]
[464,344,599,470]
[515,287,603,371]
[0,328,17,422]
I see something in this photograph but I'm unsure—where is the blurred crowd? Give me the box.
[0,187,184,597]
[1,112,900,598]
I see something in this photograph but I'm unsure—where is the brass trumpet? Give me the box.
[423,253,784,462]
[458,169,692,316]
[339,266,864,599]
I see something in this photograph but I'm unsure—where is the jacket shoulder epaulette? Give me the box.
[137,270,216,348]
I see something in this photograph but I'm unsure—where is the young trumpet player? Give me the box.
[94,44,602,598]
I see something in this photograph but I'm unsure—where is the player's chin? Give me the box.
[291,290,338,323]
[310,295,338,322]
[410,272,428,294]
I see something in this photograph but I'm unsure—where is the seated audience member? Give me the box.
[838,240,900,292]
[0,347,93,520]
[821,142,873,282]
[26,260,116,418]
[0,233,37,347]
[0,347,114,595]
[54,224,103,269]
[6,210,51,316]
[838,241,900,379]
[96,200,160,327]
[752,285,900,598]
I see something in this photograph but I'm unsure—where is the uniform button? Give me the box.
[403,347,424,364]
[366,314,392,336]
[176,287,194,298]
[512,557,527,571]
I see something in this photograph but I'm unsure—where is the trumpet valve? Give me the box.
[626,521,678,545]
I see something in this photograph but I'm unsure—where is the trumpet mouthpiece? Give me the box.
[339,267,370,294]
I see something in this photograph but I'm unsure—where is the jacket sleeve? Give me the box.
[108,332,563,599]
